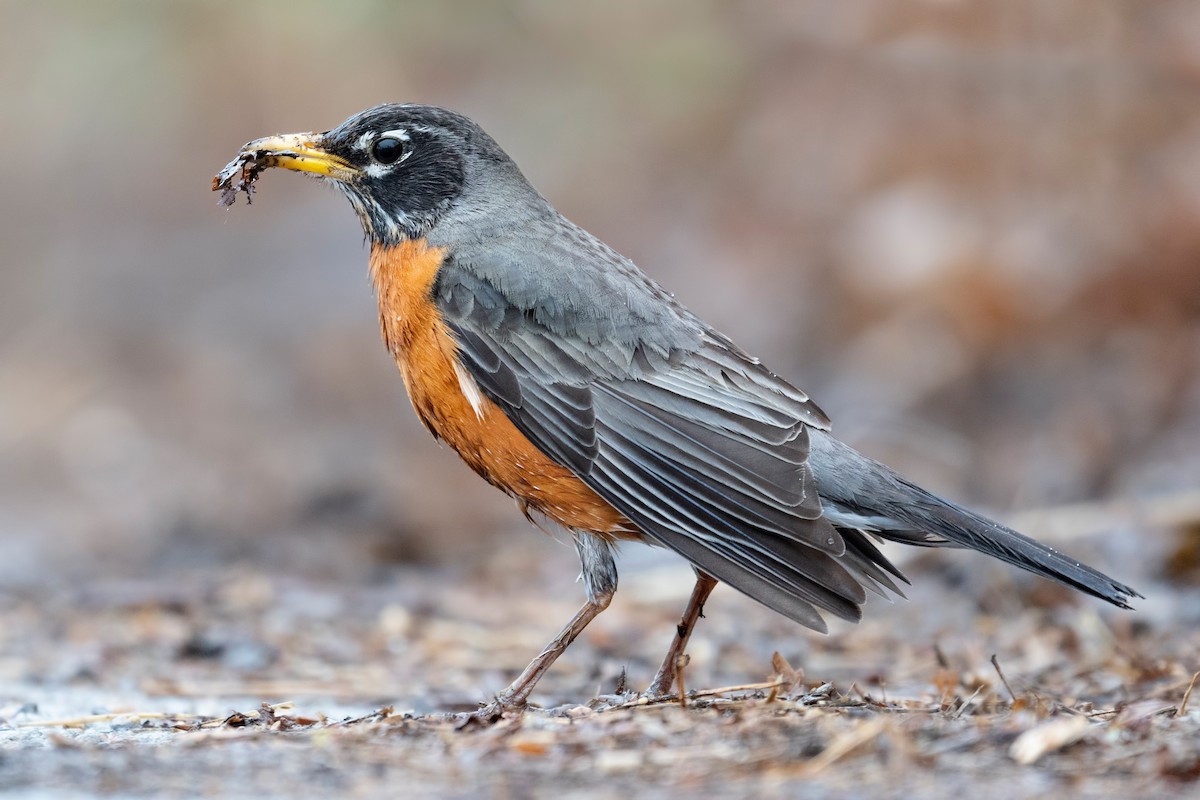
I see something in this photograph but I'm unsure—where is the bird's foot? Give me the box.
[453,697,527,730]
[644,652,689,700]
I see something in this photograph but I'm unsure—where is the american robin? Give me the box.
[215,104,1139,718]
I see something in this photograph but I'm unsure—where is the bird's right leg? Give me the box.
[462,532,616,724]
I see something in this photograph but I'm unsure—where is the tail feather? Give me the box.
[896,478,1141,608]
[808,430,1141,609]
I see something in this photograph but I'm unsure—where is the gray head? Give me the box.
[236,104,542,244]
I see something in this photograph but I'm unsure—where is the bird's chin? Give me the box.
[327,183,392,244]
[329,184,425,246]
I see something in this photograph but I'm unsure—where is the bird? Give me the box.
[214,104,1139,719]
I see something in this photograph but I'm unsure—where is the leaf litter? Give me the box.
[0,532,1196,798]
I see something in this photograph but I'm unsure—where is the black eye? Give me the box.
[371,137,405,165]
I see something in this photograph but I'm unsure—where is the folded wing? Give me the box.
[436,230,906,631]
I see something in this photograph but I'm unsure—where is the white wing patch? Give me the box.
[453,359,486,419]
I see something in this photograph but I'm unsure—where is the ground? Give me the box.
[2,520,1196,799]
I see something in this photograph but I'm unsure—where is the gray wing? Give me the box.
[435,219,906,631]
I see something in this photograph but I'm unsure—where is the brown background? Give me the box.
[4,1,1199,579]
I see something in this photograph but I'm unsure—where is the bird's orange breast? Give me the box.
[369,240,634,540]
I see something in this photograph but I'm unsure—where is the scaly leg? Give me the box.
[463,532,617,724]
[646,571,717,698]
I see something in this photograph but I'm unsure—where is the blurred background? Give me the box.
[2,0,1198,590]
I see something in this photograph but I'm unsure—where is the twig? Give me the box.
[951,685,985,720]
[1085,709,1119,719]
[1177,671,1199,717]
[991,654,1017,703]
[328,706,396,728]
[603,679,787,711]
[676,654,689,709]
[667,679,786,701]
[934,643,950,670]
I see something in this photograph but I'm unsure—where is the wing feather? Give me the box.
[434,233,902,631]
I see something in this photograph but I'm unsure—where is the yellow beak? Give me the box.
[240,132,357,180]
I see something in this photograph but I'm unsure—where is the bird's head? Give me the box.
[227,104,531,245]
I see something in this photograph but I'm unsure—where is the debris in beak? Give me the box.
[213,149,269,207]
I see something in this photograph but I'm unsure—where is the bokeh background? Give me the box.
[3,1,1198,591]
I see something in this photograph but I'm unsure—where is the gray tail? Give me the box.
[809,432,1141,609]
[893,478,1140,608]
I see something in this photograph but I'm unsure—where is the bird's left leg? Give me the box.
[645,570,718,698]
[465,531,616,724]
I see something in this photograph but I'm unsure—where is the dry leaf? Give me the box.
[1009,715,1092,765]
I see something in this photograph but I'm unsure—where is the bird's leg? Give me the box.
[464,532,616,724]
[646,571,717,698]
[486,594,612,711]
